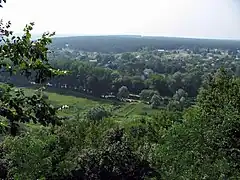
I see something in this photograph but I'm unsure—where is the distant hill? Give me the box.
[50,35,240,53]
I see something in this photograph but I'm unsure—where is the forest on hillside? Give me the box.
[50,35,240,53]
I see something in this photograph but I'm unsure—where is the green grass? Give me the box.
[24,88,97,106]
[114,102,160,117]
[23,88,107,116]
[23,88,159,118]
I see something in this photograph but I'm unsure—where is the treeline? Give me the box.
[51,35,240,53]
[1,59,203,101]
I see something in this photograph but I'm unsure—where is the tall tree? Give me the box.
[0,19,66,135]
[195,68,240,176]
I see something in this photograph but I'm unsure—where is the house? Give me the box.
[89,59,98,63]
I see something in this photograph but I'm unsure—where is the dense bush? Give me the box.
[62,128,158,180]
[0,144,8,180]
[150,94,162,109]
[139,89,159,102]
[1,118,159,179]
[151,70,240,179]
[86,106,110,122]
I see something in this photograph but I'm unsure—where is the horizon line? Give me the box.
[13,32,240,41]
[50,34,240,41]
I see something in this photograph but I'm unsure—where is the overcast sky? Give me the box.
[1,0,240,39]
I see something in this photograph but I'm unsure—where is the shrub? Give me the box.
[86,106,110,122]
[150,94,162,109]
[62,128,159,180]
[139,89,159,102]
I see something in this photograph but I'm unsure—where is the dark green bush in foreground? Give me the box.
[1,119,158,179]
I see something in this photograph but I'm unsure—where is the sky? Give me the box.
[1,0,240,39]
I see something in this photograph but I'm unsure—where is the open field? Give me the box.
[23,88,159,118]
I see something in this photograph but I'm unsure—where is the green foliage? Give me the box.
[150,94,162,109]
[117,86,129,99]
[167,89,189,111]
[0,117,8,134]
[0,21,67,82]
[0,21,66,135]
[151,69,240,179]
[167,100,182,111]
[153,106,239,179]
[0,159,8,179]
[172,88,188,101]
[147,74,171,96]
[197,68,240,168]
[1,67,240,179]
[2,118,158,179]
[86,106,110,122]
[3,127,55,179]
[139,89,159,102]
[145,110,181,144]
[0,86,60,136]
[51,35,240,53]
[0,83,10,98]
[63,128,158,179]
[0,143,8,179]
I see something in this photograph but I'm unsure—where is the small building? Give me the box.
[89,59,98,63]
[129,94,140,100]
